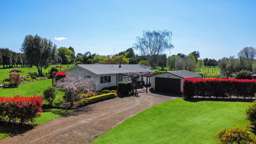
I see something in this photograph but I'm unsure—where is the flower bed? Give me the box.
[0,96,43,124]
[183,78,256,99]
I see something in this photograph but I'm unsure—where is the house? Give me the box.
[151,70,201,95]
[69,64,151,91]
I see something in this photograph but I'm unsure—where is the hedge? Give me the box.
[79,93,117,106]
[0,96,43,124]
[184,78,256,99]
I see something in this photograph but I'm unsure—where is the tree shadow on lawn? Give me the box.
[0,121,34,137]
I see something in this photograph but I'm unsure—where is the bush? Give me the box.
[247,103,256,133]
[97,89,111,95]
[218,128,256,144]
[183,78,256,99]
[79,93,117,106]
[78,91,96,98]
[117,82,133,97]
[55,71,66,80]
[236,70,252,79]
[64,87,78,108]
[9,72,21,88]
[43,87,56,106]
[28,72,38,79]
[0,96,43,124]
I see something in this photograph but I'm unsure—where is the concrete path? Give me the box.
[0,92,173,144]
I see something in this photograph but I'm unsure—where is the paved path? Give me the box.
[0,93,173,144]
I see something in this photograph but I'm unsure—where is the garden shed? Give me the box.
[151,70,201,95]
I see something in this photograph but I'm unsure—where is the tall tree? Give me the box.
[238,47,256,60]
[57,47,75,64]
[134,30,173,66]
[22,35,54,76]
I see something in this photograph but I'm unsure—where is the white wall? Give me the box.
[95,74,117,91]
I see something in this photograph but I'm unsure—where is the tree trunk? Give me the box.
[37,66,43,76]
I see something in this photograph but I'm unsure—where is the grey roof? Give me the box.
[78,64,151,75]
[168,70,201,78]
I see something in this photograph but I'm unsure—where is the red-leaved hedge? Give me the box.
[183,78,256,99]
[0,96,43,124]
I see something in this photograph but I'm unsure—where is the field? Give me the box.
[196,66,221,78]
[93,99,250,144]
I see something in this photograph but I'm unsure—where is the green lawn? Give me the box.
[196,66,221,78]
[0,64,73,81]
[0,108,70,140]
[0,65,72,140]
[0,79,67,140]
[93,99,251,144]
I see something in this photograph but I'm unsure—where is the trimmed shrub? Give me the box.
[86,93,116,104]
[55,71,66,80]
[247,103,256,133]
[78,91,96,98]
[79,93,117,106]
[117,82,133,97]
[0,96,43,124]
[184,78,256,99]
[218,128,256,144]
[43,87,56,106]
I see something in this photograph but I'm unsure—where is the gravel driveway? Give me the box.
[0,92,173,144]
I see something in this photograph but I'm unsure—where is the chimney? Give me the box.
[119,62,122,68]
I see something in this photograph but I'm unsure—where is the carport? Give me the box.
[151,70,201,95]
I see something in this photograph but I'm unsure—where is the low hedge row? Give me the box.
[0,96,43,124]
[184,78,256,99]
[79,93,117,106]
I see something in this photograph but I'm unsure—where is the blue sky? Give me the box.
[0,0,256,59]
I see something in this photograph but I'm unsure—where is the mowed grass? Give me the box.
[0,79,52,97]
[0,108,70,140]
[93,99,251,144]
[0,80,66,140]
[196,66,221,78]
[0,64,73,81]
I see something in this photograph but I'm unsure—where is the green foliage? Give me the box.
[219,57,256,77]
[93,99,250,144]
[218,128,256,144]
[236,70,252,79]
[43,87,56,106]
[167,53,197,71]
[22,35,56,76]
[64,88,77,108]
[86,93,116,104]
[48,67,58,78]
[138,59,150,66]
[247,103,256,133]
[58,47,75,64]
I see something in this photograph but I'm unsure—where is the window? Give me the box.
[100,76,111,83]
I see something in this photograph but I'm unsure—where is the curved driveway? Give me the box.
[0,92,172,144]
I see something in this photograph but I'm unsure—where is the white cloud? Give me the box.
[54,36,67,41]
